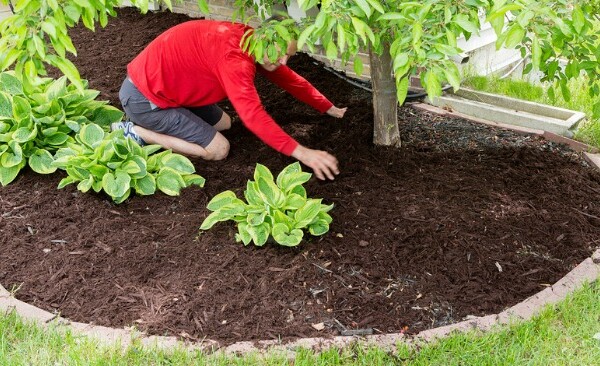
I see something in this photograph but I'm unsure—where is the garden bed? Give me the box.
[1,8,599,346]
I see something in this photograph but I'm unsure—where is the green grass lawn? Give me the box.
[1,281,599,365]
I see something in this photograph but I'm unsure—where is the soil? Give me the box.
[1,8,600,347]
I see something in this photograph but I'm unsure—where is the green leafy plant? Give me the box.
[52,123,205,203]
[200,162,333,247]
[0,71,123,185]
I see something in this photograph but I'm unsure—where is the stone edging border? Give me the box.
[2,106,600,357]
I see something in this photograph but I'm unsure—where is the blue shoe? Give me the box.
[110,121,145,146]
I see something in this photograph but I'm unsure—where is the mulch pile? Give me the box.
[1,8,599,346]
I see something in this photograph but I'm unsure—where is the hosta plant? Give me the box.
[52,123,205,203]
[0,71,123,185]
[200,162,333,247]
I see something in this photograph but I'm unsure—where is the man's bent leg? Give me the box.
[119,77,228,159]
[188,105,231,131]
[213,112,231,131]
[133,126,230,160]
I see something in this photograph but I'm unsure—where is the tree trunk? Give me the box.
[369,42,401,147]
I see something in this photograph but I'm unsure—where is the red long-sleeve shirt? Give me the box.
[127,20,334,156]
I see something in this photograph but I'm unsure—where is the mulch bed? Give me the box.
[1,8,599,346]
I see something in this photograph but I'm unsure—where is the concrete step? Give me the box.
[426,88,585,137]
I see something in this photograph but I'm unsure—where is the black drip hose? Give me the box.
[322,65,452,100]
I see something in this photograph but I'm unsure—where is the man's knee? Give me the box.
[214,112,232,131]
[206,134,230,160]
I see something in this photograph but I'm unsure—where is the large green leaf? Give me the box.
[102,170,131,200]
[253,163,274,183]
[182,173,205,187]
[0,162,23,186]
[120,159,142,176]
[161,153,195,174]
[200,210,237,230]
[29,149,56,174]
[12,127,37,143]
[1,141,23,168]
[127,155,148,179]
[0,72,23,95]
[0,92,12,118]
[43,132,70,146]
[156,167,185,196]
[247,211,267,226]
[257,176,285,208]
[235,222,253,246]
[79,123,105,148]
[142,144,162,157]
[88,164,109,179]
[283,193,306,211]
[290,184,307,199]
[57,175,77,188]
[77,175,94,193]
[134,174,156,196]
[294,199,322,228]
[44,76,68,100]
[66,166,91,180]
[277,171,312,193]
[308,220,330,236]
[272,223,303,247]
[11,95,31,121]
[206,190,239,211]
[247,222,270,246]
[91,105,124,126]
[244,181,264,206]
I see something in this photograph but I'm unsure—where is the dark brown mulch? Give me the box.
[1,8,599,346]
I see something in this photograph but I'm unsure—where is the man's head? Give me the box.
[259,40,297,72]
[255,14,298,72]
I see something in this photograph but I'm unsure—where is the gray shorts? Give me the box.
[118,77,223,147]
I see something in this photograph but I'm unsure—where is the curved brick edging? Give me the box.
[1,249,599,357]
[2,116,600,357]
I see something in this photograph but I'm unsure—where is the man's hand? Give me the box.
[326,105,347,118]
[291,145,339,180]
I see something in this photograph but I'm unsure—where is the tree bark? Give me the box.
[369,42,401,147]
